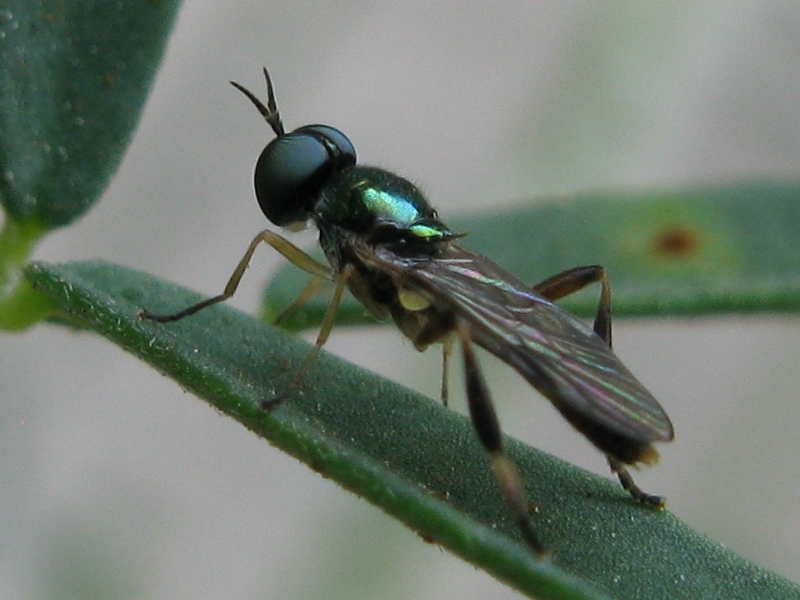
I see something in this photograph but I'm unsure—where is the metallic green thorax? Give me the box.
[315,166,455,250]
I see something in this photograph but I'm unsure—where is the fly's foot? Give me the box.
[260,394,288,410]
[608,457,667,508]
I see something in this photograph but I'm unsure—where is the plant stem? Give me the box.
[0,216,53,330]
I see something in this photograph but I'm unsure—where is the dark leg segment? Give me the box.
[607,457,666,508]
[458,323,546,554]
[440,336,454,407]
[533,265,611,345]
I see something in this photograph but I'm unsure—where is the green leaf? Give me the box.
[25,260,800,600]
[263,181,800,331]
[0,1,181,229]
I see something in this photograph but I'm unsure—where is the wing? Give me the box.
[351,240,674,453]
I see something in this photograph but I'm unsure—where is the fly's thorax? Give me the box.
[314,165,455,256]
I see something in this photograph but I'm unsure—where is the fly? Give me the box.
[141,68,674,554]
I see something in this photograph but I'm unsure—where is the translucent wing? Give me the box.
[352,240,674,456]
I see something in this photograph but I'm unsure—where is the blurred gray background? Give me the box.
[3,2,800,598]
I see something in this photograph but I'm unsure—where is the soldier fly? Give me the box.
[141,68,674,554]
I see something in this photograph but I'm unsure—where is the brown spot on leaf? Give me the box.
[653,226,700,257]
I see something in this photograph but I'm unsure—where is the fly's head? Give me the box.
[232,70,357,230]
[253,124,356,228]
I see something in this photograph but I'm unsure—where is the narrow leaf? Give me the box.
[26,260,800,600]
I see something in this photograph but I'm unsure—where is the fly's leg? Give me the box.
[607,457,666,508]
[272,275,325,325]
[533,265,666,508]
[139,229,342,409]
[458,322,546,555]
[263,263,353,408]
[140,229,334,322]
[410,315,457,408]
[532,265,611,344]
[440,336,454,407]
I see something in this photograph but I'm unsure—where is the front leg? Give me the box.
[140,229,334,323]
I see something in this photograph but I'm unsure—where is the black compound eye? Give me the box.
[254,125,356,226]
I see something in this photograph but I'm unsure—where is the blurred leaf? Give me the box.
[26,260,800,600]
[0,1,181,229]
[263,181,800,330]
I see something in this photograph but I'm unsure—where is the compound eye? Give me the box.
[253,126,356,227]
[295,125,357,165]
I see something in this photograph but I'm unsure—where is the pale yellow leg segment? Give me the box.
[140,229,334,322]
[490,452,546,555]
[273,275,325,325]
[263,263,353,408]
